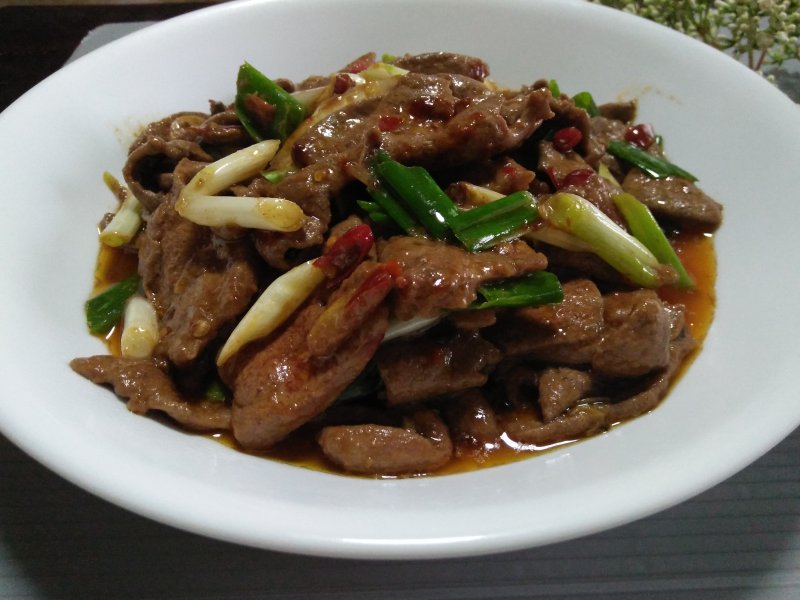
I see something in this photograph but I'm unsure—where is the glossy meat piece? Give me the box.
[70,355,231,431]
[442,390,501,451]
[138,200,259,368]
[538,140,624,225]
[622,169,723,230]
[603,333,696,424]
[378,236,547,320]
[591,290,672,378]
[229,262,393,450]
[393,52,490,81]
[490,279,604,364]
[122,112,220,211]
[377,331,502,405]
[318,409,453,476]
[538,367,594,423]
[293,72,554,171]
[500,403,606,447]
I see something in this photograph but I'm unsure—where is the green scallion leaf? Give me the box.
[572,91,599,117]
[611,192,695,289]
[85,275,141,335]
[607,139,697,182]
[473,271,563,309]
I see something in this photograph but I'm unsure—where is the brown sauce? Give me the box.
[92,230,717,477]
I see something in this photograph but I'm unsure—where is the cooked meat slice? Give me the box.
[622,169,723,230]
[490,279,604,364]
[598,101,637,123]
[447,308,497,331]
[492,282,678,379]
[603,333,697,424]
[591,290,672,378]
[122,112,215,211]
[392,52,490,81]
[377,331,502,406]
[442,390,501,451]
[538,367,594,422]
[500,403,605,446]
[538,140,624,225]
[318,409,453,476]
[248,157,345,269]
[70,356,230,431]
[379,236,547,320]
[228,261,394,450]
[583,114,630,177]
[138,200,259,367]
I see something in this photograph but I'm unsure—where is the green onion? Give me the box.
[539,192,664,288]
[262,169,288,183]
[473,272,563,309]
[450,191,535,232]
[204,379,229,403]
[452,193,539,252]
[356,199,391,225]
[572,91,599,117]
[373,152,459,240]
[548,79,561,97]
[235,62,307,142]
[366,183,424,235]
[607,139,698,182]
[611,192,695,289]
[85,275,141,335]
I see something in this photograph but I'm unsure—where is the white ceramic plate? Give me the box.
[1,0,799,560]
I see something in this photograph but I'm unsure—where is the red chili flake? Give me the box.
[345,262,400,310]
[545,166,561,189]
[553,127,583,152]
[333,73,356,95]
[314,224,374,288]
[378,114,403,132]
[624,123,656,149]
[561,168,595,188]
[343,53,375,74]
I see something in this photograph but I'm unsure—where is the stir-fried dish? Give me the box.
[71,52,722,477]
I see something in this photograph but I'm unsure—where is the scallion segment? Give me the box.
[473,271,563,309]
[365,183,424,236]
[453,193,539,252]
[235,62,307,142]
[572,91,599,117]
[607,139,698,182]
[85,275,141,335]
[611,192,695,289]
[450,191,535,232]
[373,152,459,240]
[539,192,664,288]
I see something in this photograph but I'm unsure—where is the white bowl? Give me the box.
[1,0,799,559]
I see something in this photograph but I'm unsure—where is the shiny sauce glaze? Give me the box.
[92,225,716,477]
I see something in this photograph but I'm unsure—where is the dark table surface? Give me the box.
[1,4,799,599]
[0,3,213,111]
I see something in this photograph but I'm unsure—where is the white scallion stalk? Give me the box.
[539,192,662,287]
[597,162,622,188]
[216,259,326,366]
[98,172,143,247]
[176,140,305,232]
[359,62,409,81]
[99,192,143,247]
[120,296,159,359]
[525,225,594,253]
[382,315,442,343]
[460,183,505,206]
